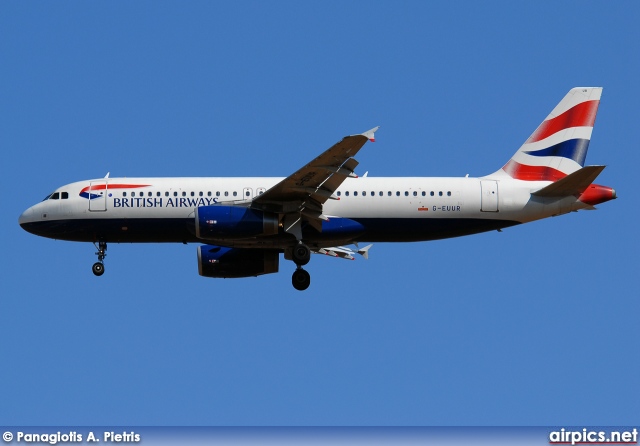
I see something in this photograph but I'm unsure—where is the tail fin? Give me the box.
[493,87,602,182]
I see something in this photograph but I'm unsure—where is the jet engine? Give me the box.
[195,206,278,240]
[197,245,279,278]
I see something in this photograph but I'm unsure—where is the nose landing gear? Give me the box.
[92,241,107,276]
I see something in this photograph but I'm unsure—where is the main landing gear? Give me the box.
[291,242,311,291]
[92,241,107,276]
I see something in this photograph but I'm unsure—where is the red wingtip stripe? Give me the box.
[527,100,599,143]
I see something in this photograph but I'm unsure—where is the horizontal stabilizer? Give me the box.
[531,165,606,197]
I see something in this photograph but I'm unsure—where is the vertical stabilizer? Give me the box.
[492,87,602,182]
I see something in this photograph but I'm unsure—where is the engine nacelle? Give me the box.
[195,206,278,240]
[197,245,279,278]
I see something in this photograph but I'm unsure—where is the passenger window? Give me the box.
[362,191,366,196]
[156,192,161,197]
[379,191,383,196]
[199,191,203,197]
[233,191,237,197]
[405,191,409,196]
[224,191,229,196]
[345,191,349,196]
[245,191,250,197]
[430,191,435,196]
[123,192,127,197]
[388,191,392,196]
[207,191,212,197]
[148,192,152,197]
[439,191,443,196]
[216,192,221,197]
[422,191,426,196]
[413,191,417,196]
[447,191,452,196]
[354,191,358,196]
[190,191,194,197]
[165,192,169,197]
[174,192,178,197]
[396,191,400,196]
[61,192,69,199]
[337,191,341,197]
[182,192,186,197]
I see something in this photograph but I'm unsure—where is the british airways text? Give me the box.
[112,197,219,208]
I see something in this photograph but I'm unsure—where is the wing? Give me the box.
[313,244,373,260]
[251,127,379,234]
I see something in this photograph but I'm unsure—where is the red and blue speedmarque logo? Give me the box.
[79,184,151,200]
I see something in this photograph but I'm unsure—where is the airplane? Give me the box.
[19,87,616,291]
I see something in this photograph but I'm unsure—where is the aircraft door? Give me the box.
[480,180,498,212]
[243,187,253,200]
[88,181,108,212]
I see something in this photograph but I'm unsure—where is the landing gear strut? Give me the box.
[291,242,311,291]
[92,241,107,276]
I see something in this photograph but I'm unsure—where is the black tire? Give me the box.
[92,262,105,276]
[292,243,311,266]
[292,269,311,291]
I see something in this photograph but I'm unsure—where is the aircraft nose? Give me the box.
[18,207,34,227]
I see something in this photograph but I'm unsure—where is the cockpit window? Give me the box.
[42,191,66,201]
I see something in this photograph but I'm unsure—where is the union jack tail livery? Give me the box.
[499,87,601,182]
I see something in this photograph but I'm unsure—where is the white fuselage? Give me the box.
[19,175,587,248]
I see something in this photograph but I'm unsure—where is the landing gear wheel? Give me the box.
[292,243,311,266]
[92,241,107,276]
[92,262,105,276]
[292,268,311,291]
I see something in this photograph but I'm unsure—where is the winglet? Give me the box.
[360,126,379,142]
[357,244,373,260]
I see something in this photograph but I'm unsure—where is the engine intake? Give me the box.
[195,206,278,240]
[197,245,279,278]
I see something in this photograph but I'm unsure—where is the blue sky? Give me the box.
[1,1,638,426]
